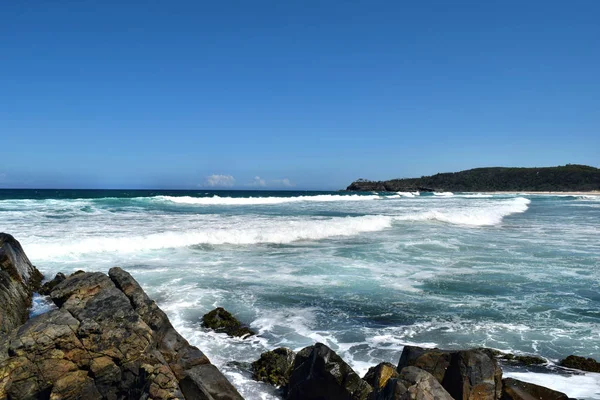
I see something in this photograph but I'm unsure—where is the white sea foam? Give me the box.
[504,371,600,399]
[395,197,530,226]
[155,194,381,205]
[24,215,394,259]
[433,192,454,196]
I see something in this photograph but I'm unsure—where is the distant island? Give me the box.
[346,164,600,192]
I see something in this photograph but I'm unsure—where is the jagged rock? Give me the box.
[202,307,256,338]
[286,342,372,400]
[399,366,453,400]
[559,355,600,372]
[398,346,502,400]
[0,233,43,335]
[39,272,66,295]
[501,378,569,400]
[251,347,296,387]
[0,265,242,399]
[397,346,452,383]
[364,362,402,399]
[180,364,244,400]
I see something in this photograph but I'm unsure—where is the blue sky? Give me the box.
[1,1,598,190]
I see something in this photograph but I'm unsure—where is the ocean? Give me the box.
[1,189,599,399]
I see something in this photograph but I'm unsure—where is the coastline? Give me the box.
[481,191,600,196]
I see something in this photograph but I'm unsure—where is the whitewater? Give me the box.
[1,189,599,399]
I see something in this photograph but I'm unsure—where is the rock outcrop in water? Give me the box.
[346,164,600,192]
[202,307,256,338]
[251,347,296,387]
[0,233,243,399]
[559,354,600,372]
[250,343,580,400]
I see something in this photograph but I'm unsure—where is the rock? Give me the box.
[0,265,242,399]
[501,378,569,400]
[559,355,600,372]
[202,307,256,338]
[39,272,66,295]
[398,366,453,400]
[0,233,43,335]
[500,353,546,366]
[251,347,296,387]
[286,342,372,400]
[398,346,502,400]
[397,346,452,383]
[364,362,402,399]
[180,364,244,400]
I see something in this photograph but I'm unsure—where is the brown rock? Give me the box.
[399,366,453,400]
[501,377,569,400]
[0,233,43,335]
[364,362,406,400]
[398,346,502,400]
[0,261,241,399]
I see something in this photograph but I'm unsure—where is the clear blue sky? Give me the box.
[1,1,598,190]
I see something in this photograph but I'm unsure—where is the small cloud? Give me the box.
[271,178,294,187]
[204,174,236,187]
[247,176,267,187]
[0,173,6,182]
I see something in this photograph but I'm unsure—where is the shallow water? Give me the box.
[2,189,599,399]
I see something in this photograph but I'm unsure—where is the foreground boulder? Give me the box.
[501,378,569,400]
[202,307,256,338]
[559,355,600,372]
[287,343,372,400]
[0,233,43,335]
[251,347,295,387]
[399,366,453,400]
[363,362,402,399]
[398,346,502,400]
[0,267,243,400]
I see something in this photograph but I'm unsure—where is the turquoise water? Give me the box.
[1,190,599,398]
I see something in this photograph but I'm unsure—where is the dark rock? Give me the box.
[502,377,569,400]
[559,355,600,372]
[0,233,44,335]
[363,362,401,399]
[287,342,372,400]
[39,272,66,295]
[0,264,241,399]
[398,346,502,400]
[399,366,453,400]
[180,364,244,400]
[202,307,256,338]
[251,347,295,387]
[500,353,546,366]
[372,378,407,400]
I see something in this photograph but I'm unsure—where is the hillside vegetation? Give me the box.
[346,165,600,192]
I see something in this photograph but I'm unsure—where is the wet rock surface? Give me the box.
[202,307,256,338]
[559,354,600,372]
[251,347,295,387]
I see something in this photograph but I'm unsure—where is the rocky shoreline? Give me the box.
[1,232,598,399]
